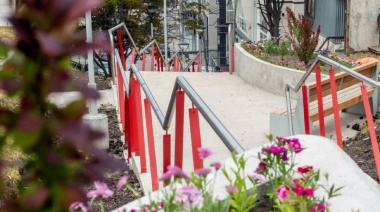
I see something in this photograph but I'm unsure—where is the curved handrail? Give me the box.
[129,63,244,153]
[285,54,379,135]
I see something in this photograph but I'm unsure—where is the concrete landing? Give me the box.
[130,72,366,194]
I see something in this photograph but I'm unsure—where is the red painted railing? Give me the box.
[296,57,380,180]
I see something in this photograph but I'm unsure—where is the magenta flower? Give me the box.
[87,181,114,199]
[211,161,222,170]
[276,185,290,201]
[69,201,87,212]
[226,185,238,194]
[285,138,303,153]
[117,176,128,190]
[248,173,267,184]
[297,165,313,174]
[195,168,212,176]
[197,147,212,159]
[266,145,287,154]
[158,165,190,181]
[175,185,203,209]
[255,159,267,173]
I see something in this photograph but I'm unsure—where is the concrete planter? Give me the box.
[234,43,327,98]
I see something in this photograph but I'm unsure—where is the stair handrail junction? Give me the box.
[285,54,379,135]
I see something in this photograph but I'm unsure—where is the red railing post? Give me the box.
[131,48,136,65]
[315,65,325,136]
[144,99,159,191]
[142,52,146,71]
[189,107,203,170]
[174,90,185,168]
[174,56,178,72]
[329,68,343,148]
[116,30,126,70]
[192,62,195,72]
[197,55,201,72]
[163,132,171,185]
[302,84,310,134]
[167,63,171,72]
[150,45,155,71]
[131,78,147,172]
[116,61,125,130]
[361,85,380,180]
[156,49,160,72]
[128,82,137,155]
[124,94,130,159]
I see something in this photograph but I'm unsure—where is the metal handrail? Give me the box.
[285,54,379,135]
[121,62,245,153]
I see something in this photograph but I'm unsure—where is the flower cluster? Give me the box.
[256,136,340,212]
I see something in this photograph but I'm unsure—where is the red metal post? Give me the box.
[160,54,164,72]
[192,62,195,72]
[116,30,126,70]
[131,78,147,172]
[150,45,155,71]
[197,55,201,72]
[131,48,136,65]
[361,85,380,180]
[116,61,125,130]
[144,99,159,191]
[163,132,171,185]
[142,52,146,71]
[174,91,185,168]
[167,63,171,72]
[329,68,343,148]
[156,49,160,72]
[315,65,325,136]
[174,56,178,72]
[302,84,310,134]
[128,81,136,156]
[189,107,203,170]
[124,94,130,159]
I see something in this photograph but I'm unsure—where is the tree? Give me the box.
[257,0,284,44]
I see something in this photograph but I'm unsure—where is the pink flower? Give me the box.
[266,145,287,154]
[197,147,212,159]
[248,173,266,183]
[87,181,114,199]
[304,187,314,197]
[195,168,211,176]
[226,185,238,193]
[297,165,313,174]
[117,176,128,190]
[285,138,303,153]
[158,165,190,181]
[175,185,203,209]
[255,159,267,173]
[293,182,314,197]
[69,201,87,212]
[211,161,222,170]
[276,185,290,201]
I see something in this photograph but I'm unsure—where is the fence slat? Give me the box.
[174,91,185,168]
[144,99,159,191]
[189,107,203,170]
[329,68,343,148]
[150,45,155,71]
[315,65,325,136]
[302,84,310,134]
[132,78,147,172]
[361,85,380,181]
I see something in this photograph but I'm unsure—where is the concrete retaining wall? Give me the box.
[234,43,326,98]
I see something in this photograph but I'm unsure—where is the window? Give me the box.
[305,0,315,19]
[239,16,246,32]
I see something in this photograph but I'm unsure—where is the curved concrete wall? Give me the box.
[234,43,326,98]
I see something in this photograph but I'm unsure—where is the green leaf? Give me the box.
[13,130,40,149]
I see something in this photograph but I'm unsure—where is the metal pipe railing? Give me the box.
[285,54,379,135]
[129,64,244,153]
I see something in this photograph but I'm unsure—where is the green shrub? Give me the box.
[263,39,276,54]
